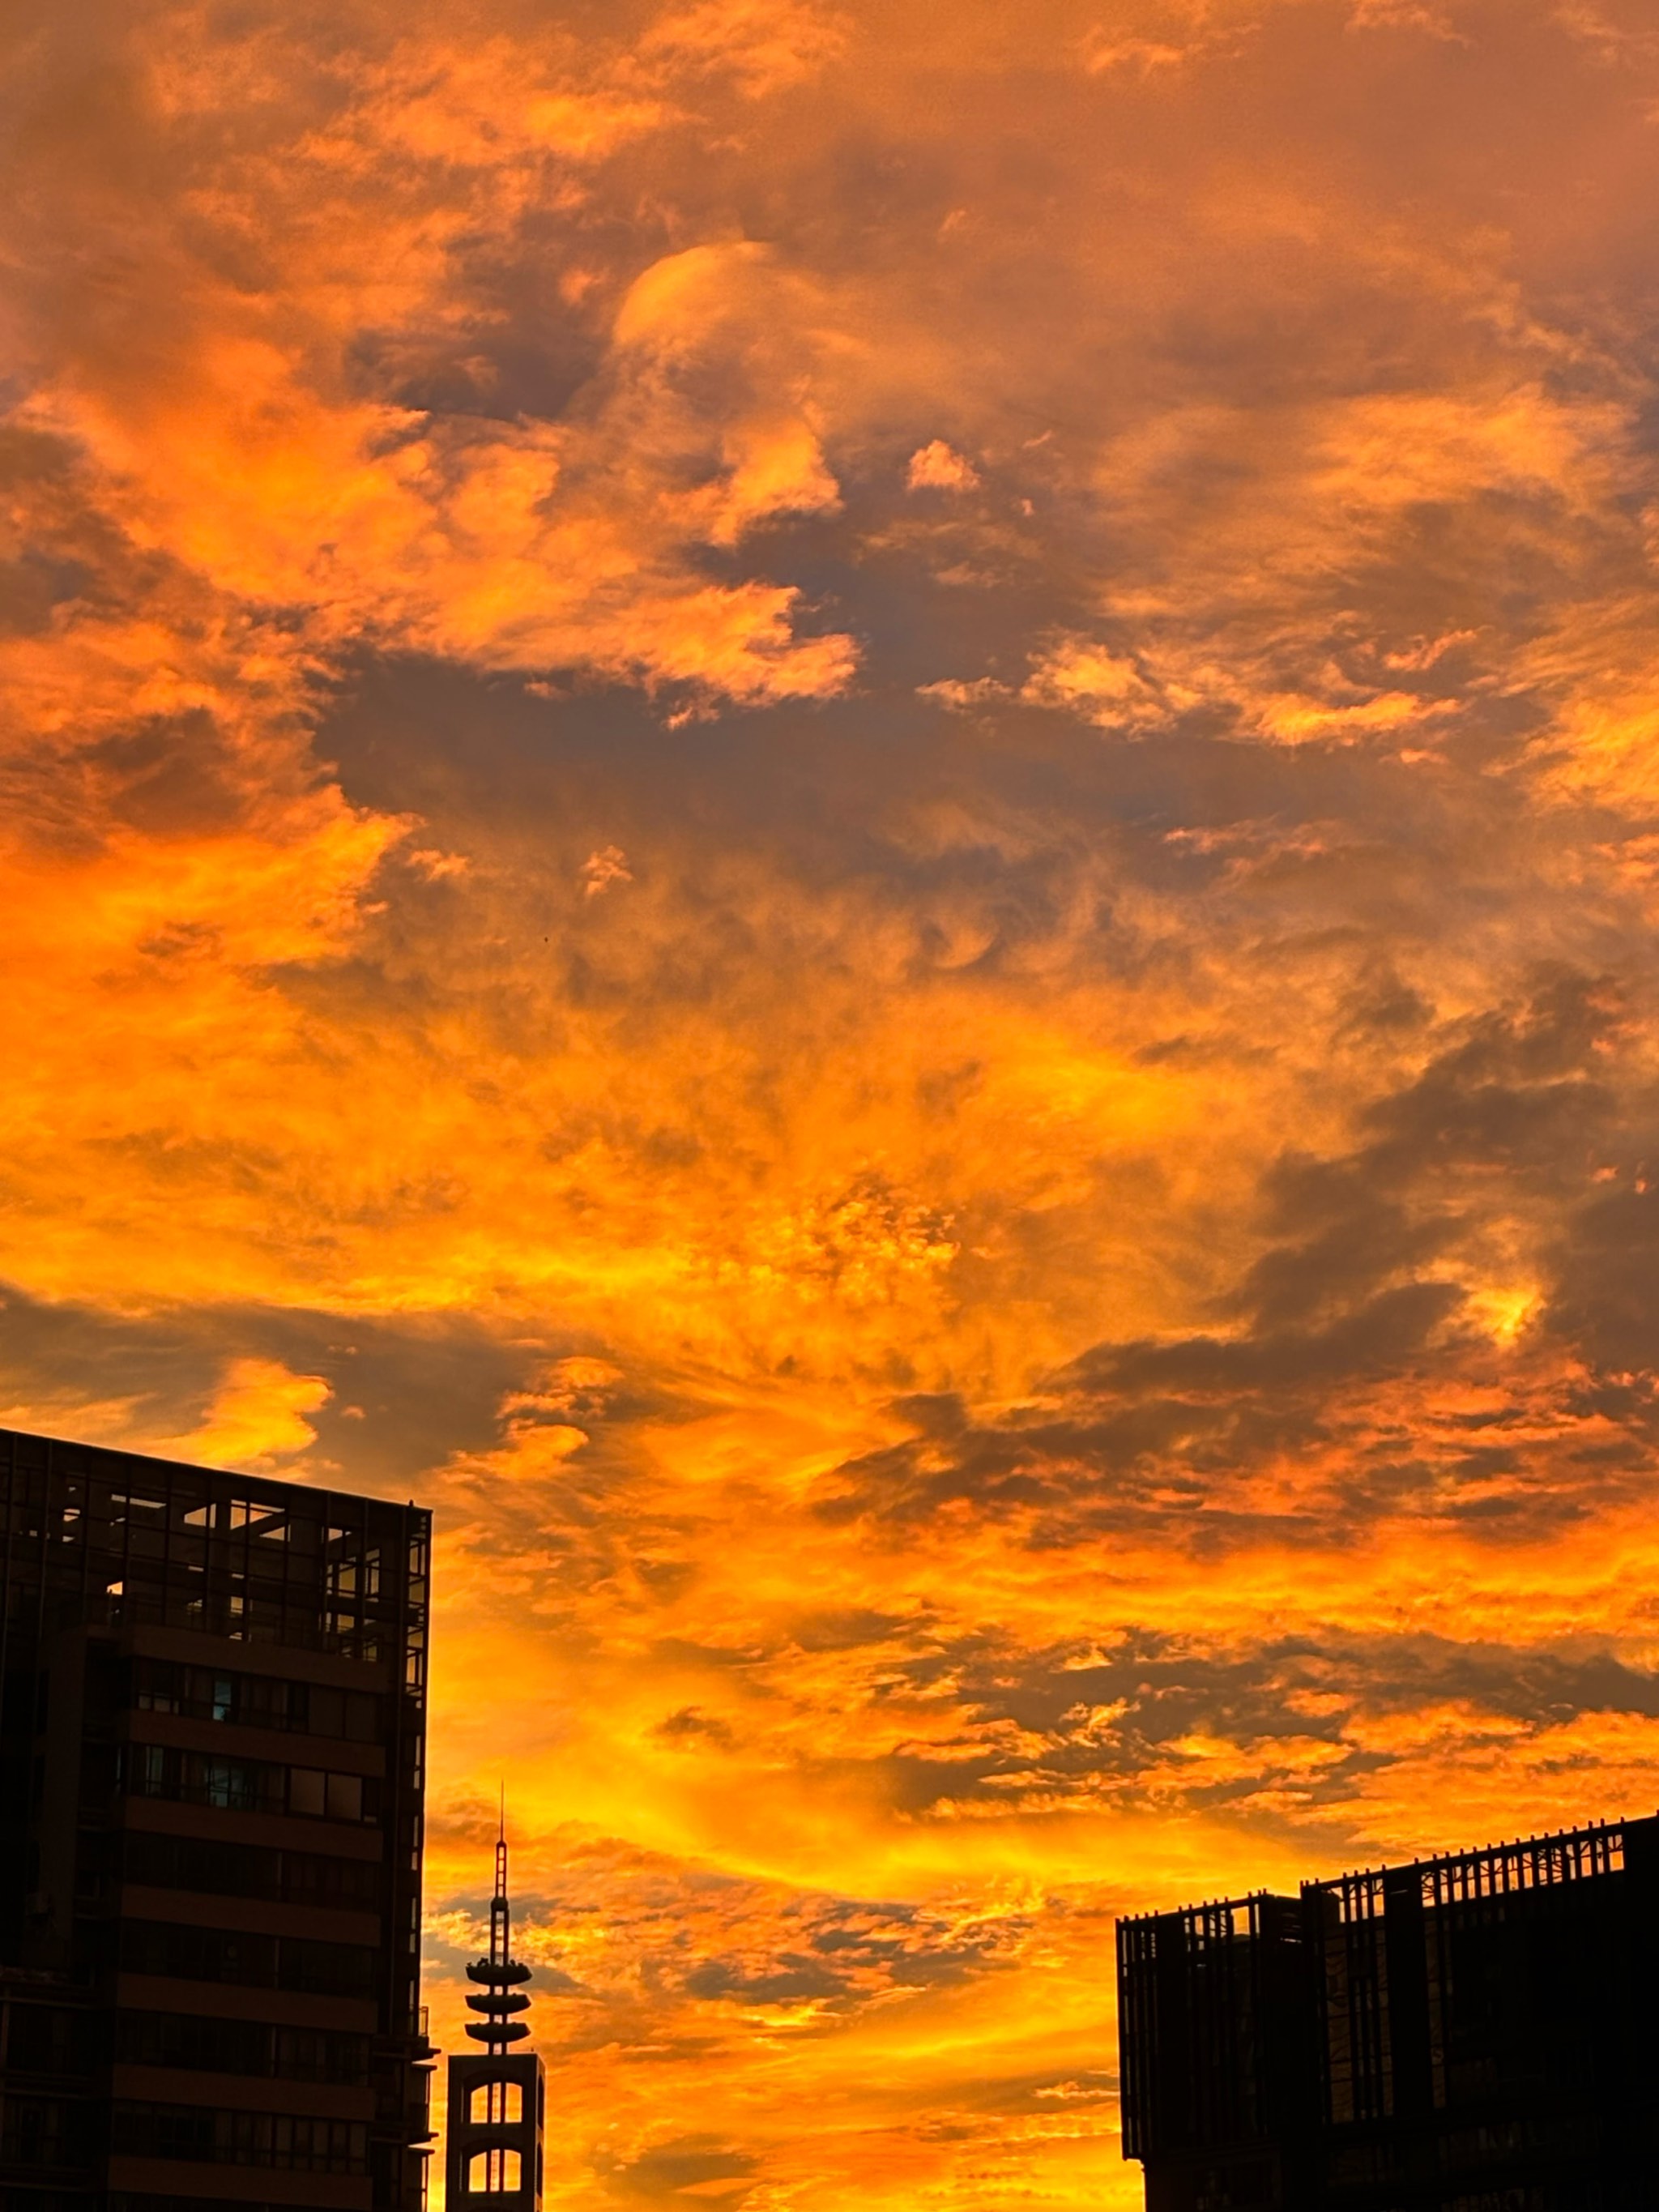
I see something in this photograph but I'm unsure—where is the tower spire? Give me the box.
[466,1798,531,2052]
[448,1804,545,2207]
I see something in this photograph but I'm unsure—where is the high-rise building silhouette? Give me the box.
[1116,1813,1659,2210]
[0,1425,434,2209]
[444,1829,544,2212]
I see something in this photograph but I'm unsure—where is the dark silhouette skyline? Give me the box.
[1118,1816,1659,2210]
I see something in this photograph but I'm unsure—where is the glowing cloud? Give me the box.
[10,3,1659,2209]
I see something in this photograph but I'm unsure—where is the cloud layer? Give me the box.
[10,2,1659,2206]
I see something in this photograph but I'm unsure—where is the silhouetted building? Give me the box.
[1117,1815,1659,2211]
[0,1425,435,2210]
[444,1830,543,2212]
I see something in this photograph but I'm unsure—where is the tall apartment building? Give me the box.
[0,1425,435,2211]
[1116,1814,1659,2212]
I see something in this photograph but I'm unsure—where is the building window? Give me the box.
[468,2148,522,2193]
[110,2101,368,2172]
[202,1757,255,1811]
[469,2081,522,2124]
[326,1770,363,1820]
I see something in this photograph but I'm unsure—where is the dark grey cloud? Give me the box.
[597,2135,757,2204]
[0,1283,530,1498]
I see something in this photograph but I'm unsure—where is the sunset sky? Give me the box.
[10,0,1659,2205]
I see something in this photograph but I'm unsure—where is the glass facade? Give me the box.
[0,1427,435,2212]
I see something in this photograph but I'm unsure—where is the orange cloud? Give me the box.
[11,6,1659,2210]
[160,1357,333,1468]
[907,441,981,493]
